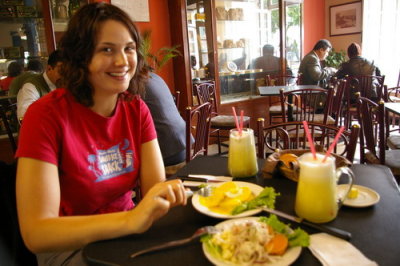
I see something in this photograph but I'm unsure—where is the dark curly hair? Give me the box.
[58,2,148,106]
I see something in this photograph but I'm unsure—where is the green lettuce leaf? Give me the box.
[260,215,310,247]
[231,187,280,215]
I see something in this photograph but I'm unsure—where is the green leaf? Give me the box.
[231,187,280,215]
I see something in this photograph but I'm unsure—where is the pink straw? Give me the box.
[239,110,244,135]
[322,126,345,162]
[231,107,241,133]
[302,121,317,160]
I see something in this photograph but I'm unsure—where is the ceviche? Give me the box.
[201,215,309,265]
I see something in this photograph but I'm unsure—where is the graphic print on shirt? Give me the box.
[87,139,134,182]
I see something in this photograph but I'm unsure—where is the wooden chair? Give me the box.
[356,97,400,178]
[185,101,213,162]
[172,90,180,109]
[279,87,335,124]
[266,73,301,124]
[384,84,400,149]
[0,102,18,154]
[193,81,250,154]
[343,75,385,129]
[256,119,360,163]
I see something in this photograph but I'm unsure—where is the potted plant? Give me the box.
[324,48,346,69]
[140,30,181,71]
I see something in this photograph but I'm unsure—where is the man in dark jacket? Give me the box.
[334,42,381,99]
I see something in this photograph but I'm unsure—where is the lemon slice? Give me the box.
[347,187,359,199]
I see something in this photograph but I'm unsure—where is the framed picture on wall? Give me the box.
[329,1,362,36]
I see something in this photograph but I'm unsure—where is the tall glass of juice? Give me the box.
[228,128,258,178]
[295,152,353,223]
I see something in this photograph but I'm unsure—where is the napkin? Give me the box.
[308,233,378,266]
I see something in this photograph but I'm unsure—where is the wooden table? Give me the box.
[385,102,400,115]
[82,156,400,266]
[258,84,322,96]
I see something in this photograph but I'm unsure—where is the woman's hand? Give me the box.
[130,179,187,233]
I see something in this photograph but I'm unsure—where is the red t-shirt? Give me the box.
[16,89,156,216]
[0,76,14,91]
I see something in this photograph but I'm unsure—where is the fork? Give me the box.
[130,226,218,258]
[185,186,213,198]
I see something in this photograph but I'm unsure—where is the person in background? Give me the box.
[0,61,23,93]
[15,3,187,265]
[334,42,382,100]
[16,50,63,120]
[9,59,44,97]
[143,72,187,175]
[298,39,336,88]
[249,44,292,75]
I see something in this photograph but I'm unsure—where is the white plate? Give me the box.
[202,217,302,266]
[337,184,380,208]
[192,181,263,219]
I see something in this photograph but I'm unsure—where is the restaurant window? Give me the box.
[185,0,303,104]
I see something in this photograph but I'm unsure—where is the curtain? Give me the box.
[362,0,400,86]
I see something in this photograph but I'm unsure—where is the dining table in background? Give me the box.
[257,84,322,96]
[385,102,400,116]
[82,156,400,266]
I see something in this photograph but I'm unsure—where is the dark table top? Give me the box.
[83,156,400,266]
[258,85,322,96]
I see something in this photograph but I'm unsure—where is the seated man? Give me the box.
[299,39,336,88]
[334,42,382,100]
[17,50,62,120]
[143,72,187,174]
[249,44,292,75]
[9,59,44,97]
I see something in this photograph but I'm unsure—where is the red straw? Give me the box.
[302,121,317,160]
[231,107,240,133]
[239,110,244,135]
[322,126,345,162]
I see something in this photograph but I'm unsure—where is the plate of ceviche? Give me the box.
[192,181,279,219]
[201,216,310,266]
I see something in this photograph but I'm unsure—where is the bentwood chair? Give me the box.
[256,119,360,163]
[266,73,301,124]
[185,101,213,162]
[356,97,400,178]
[172,91,180,109]
[279,87,335,124]
[0,102,18,154]
[193,81,250,154]
[343,75,385,129]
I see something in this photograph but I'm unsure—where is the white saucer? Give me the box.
[337,184,380,208]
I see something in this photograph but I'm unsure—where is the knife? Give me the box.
[262,207,352,240]
[178,174,232,183]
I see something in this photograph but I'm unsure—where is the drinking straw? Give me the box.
[239,110,244,135]
[302,121,317,160]
[231,107,241,133]
[322,126,345,162]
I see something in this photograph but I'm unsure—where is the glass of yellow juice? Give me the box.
[228,128,258,178]
[295,152,354,223]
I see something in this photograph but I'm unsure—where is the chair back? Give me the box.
[279,87,334,124]
[256,119,360,162]
[329,78,347,127]
[193,81,217,114]
[172,91,180,109]
[185,102,213,162]
[356,96,385,164]
[345,75,385,101]
[0,102,18,153]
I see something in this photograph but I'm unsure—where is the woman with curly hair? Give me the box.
[15,3,187,265]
